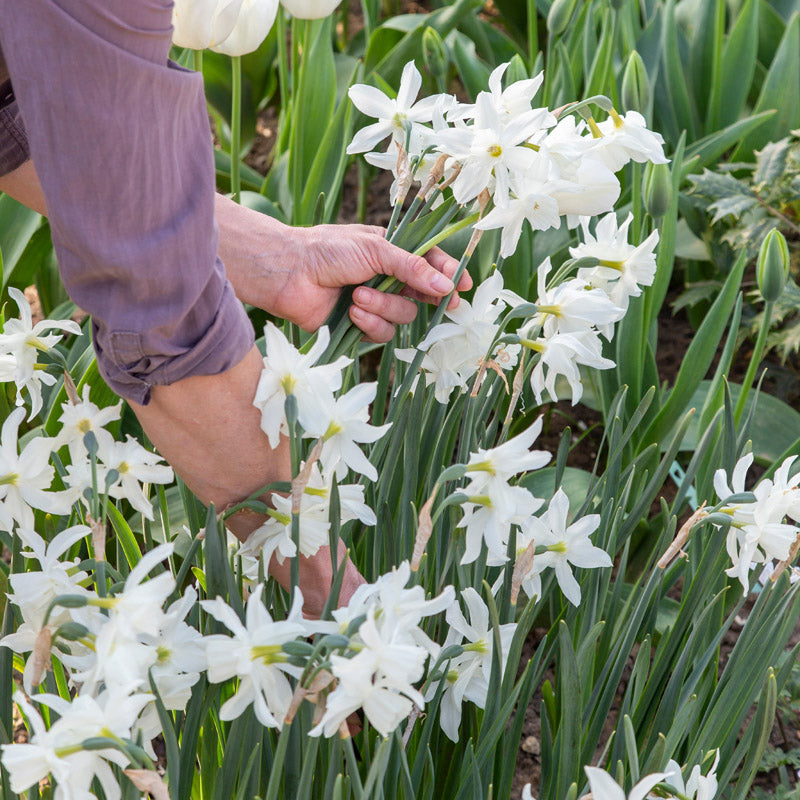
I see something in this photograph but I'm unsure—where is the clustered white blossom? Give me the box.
[713,453,800,594]
[249,322,388,567]
[351,60,663,407]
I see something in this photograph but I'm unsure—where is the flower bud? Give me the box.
[547,0,578,35]
[756,228,790,302]
[621,50,649,113]
[643,162,672,219]
[505,54,529,85]
[422,27,448,78]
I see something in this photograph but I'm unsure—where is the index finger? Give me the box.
[423,246,473,292]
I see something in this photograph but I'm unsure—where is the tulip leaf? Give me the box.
[731,11,800,161]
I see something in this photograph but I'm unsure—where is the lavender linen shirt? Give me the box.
[0,0,254,404]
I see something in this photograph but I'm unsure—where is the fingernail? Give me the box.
[351,305,365,319]
[354,287,370,305]
[430,273,454,294]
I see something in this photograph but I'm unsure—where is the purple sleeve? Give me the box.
[0,0,254,405]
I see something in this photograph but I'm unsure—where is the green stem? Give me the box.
[527,0,539,71]
[414,211,480,257]
[230,56,242,203]
[734,300,774,424]
[192,49,204,75]
[277,7,290,107]
[265,722,293,800]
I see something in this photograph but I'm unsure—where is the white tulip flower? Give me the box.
[280,0,342,19]
[211,0,280,56]
[172,0,245,49]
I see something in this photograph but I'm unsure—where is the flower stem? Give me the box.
[734,299,774,424]
[264,721,293,800]
[230,55,242,203]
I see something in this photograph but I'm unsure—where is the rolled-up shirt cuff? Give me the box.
[93,275,255,406]
[0,84,30,177]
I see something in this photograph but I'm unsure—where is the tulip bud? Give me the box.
[505,54,529,85]
[757,228,790,302]
[643,162,672,219]
[621,50,649,113]
[547,0,578,35]
[422,27,448,78]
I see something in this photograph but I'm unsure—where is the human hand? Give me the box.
[215,197,472,341]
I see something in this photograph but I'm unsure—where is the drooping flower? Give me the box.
[473,156,570,257]
[592,109,669,172]
[429,588,516,741]
[524,329,615,405]
[1,690,152,800]
[663,751,720,800]
[572,212,660,323]
[54,384,121,463]
[309,608,428,738]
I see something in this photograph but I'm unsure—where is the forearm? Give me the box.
[0,159,45,214]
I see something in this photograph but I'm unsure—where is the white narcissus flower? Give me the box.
[593,109,669,172]
[517,488,612,606]
[526,330,615,405]
[525,258,625,341]
[583,766,666,800]
[0,288,81,420]
[1,690,152,800]
[302,382,391,481]
[211,0,280,56]
[0,407,77,532]
[280,0,342,18]
[347,61,439,155]
[572,212,660,322]
[713,453,800,594]
[98,436,174,521]
[459,485,543,566]
[430,588,516,742]
[253,322,351,449]
[436,92,548,205]
[473,157,570,257]
[310,608,428,738]
[449,62,548,124]
[54,384,121,463]
[201,586,308,728]
[663,751,719,800]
